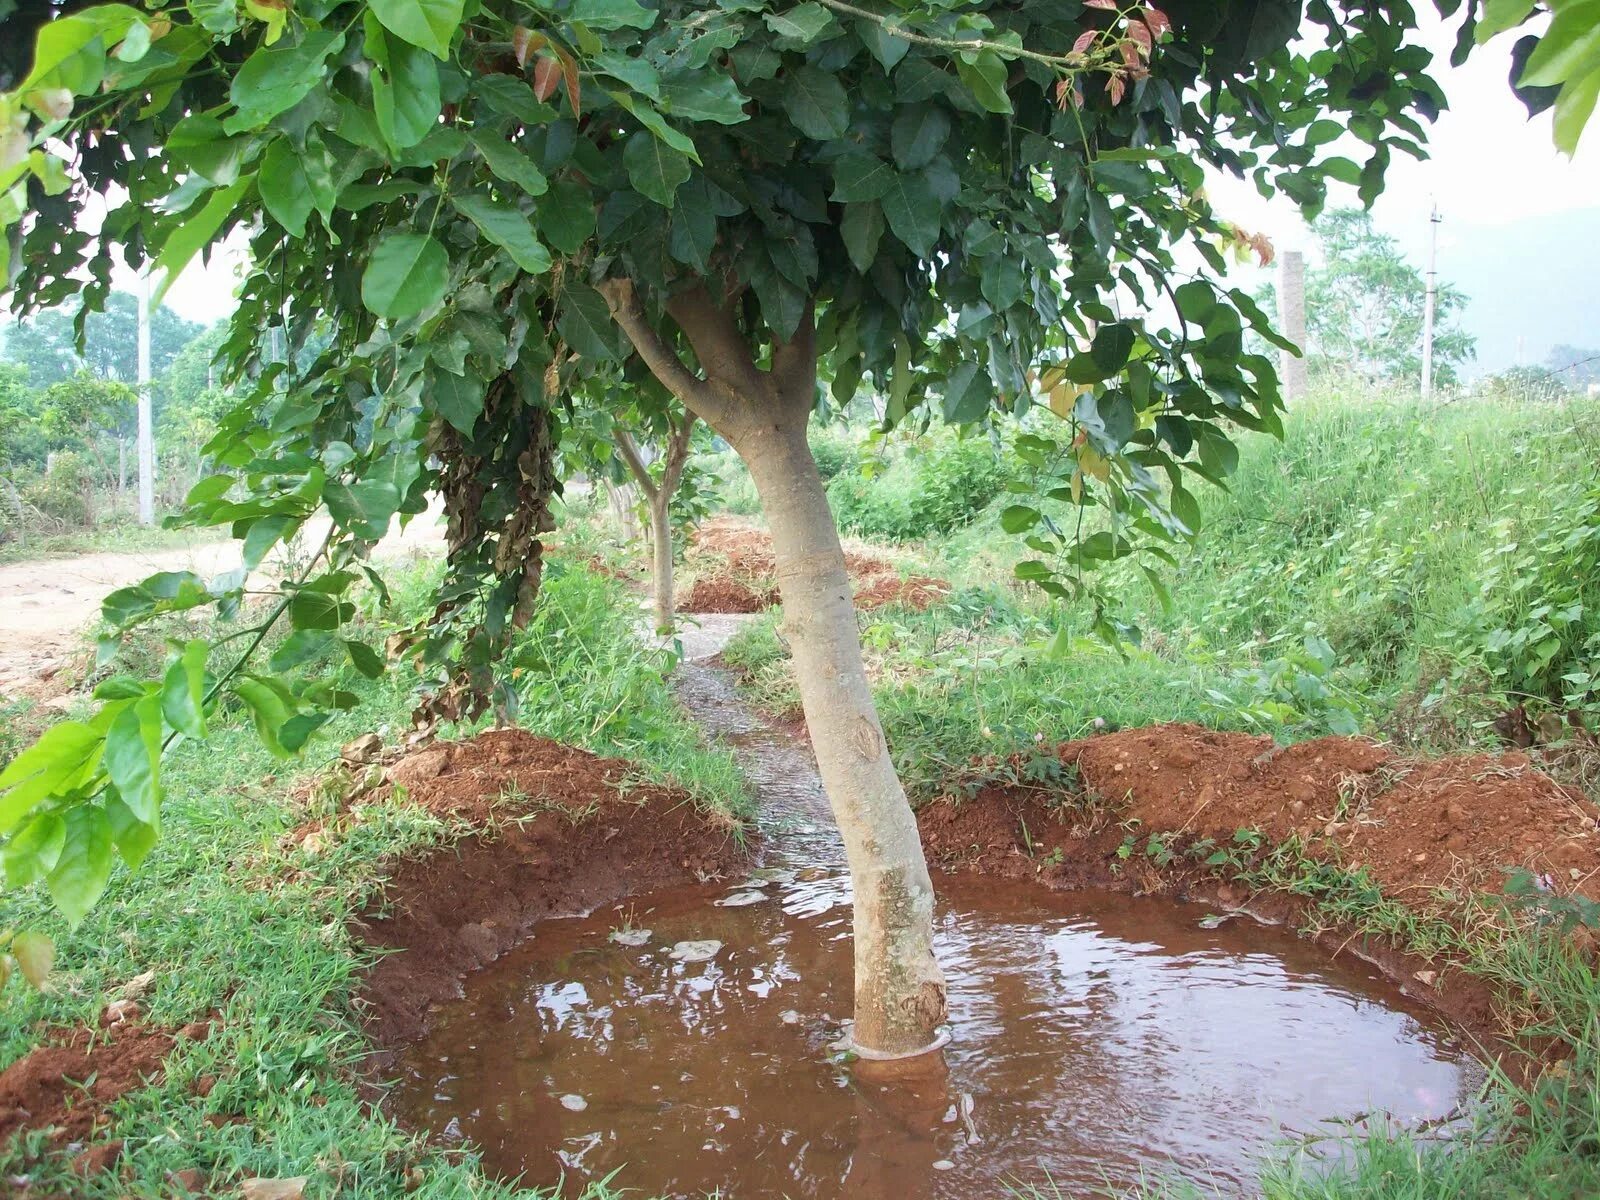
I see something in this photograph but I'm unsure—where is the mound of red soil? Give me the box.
[921,723,1600,906]
[681,577,777,614]
[0,1018,211,1148]
[350,729,750,1049]
[855,574,952,612]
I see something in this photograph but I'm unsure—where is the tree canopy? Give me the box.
[0,0,1591,989]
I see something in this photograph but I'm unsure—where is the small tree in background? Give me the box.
[1302,208,1475,386]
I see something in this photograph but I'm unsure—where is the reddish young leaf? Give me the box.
[1084,0,1118,8]
[512,26,545,68]
[558,48,581,117]
[1108,73,1126,105]
[1073,29,1098,54]
[1126,20,1152,54]
[1143,6,1172,35]
[532,55,561,102]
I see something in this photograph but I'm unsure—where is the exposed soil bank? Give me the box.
[0,1017,212,1150]
[348,729,751,1052]
[919,722,1600,1045]
[681,517,948,614]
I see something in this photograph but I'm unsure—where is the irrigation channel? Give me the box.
[390,615,1483,1198]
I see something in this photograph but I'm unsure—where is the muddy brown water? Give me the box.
[391,624,1484,1198]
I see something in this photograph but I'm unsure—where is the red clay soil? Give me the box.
[683,518,947,615]
[921,723,1600,908]
[346,728,750,1052]
[681,576,777,614]
[0,1018,212,1149]
[855,574,952,612]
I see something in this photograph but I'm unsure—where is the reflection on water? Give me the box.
[391,643,1482,1198]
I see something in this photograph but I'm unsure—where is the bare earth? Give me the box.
[0,512,446,700]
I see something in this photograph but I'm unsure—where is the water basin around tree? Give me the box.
[390,651,1482,1198]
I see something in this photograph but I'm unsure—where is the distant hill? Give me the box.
[1395,207,1600,378]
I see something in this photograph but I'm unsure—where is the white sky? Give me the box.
[1206,10,1598,254]
[137,12,1597,330]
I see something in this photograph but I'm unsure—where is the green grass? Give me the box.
[0,562,743,1198]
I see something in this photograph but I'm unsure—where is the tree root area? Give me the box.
[347,729,752,1054]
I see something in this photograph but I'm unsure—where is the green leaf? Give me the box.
[472,130,549,196]
[106,791,159,870]
[47,806,114,926]
[475,75,556,125]
[1521,4,1600,87]
[1000,504,1040,534]
[161,640,208,740]
[324,478,403,538]
[860,22,910,70]
[229,30,343,126]
[343,640,387,679]
[623,131,692,207]
[233,677,295,759]
[890,107,950,170]
[668,198,716,271]
[452,194,553,273]
[840,201,884,272]
[1554,64,1600,154]
[12,931,54,989]
[151,176,252,306]
[783,65,850,139]
[557,283,622,361]
[765,3,835,45]
[269,629,335,672]
[540,178,597,255]
[16,5,141,93]
[369,25,442,152]
[956,50,1011,114]
[3,814,66,888]
[367,0,463,59]
[940,360,992,423]
[243,514,300,570]
[881,170,940,256]
[830,154,894,203]
[259,140,312,237]
[659,73,749,124]
[1089,323,1136,375]
[0,722,104,833]
[103,700,161,825]
[361,232,449,320]
[431,368,484,434]
[569,0,657,29]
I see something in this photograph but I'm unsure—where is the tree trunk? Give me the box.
[736,413,946,1057]
[605,480,641,541]
[600,279,947,1058]
[648,491,674,633]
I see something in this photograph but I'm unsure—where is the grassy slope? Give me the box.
[0,563,746,1199]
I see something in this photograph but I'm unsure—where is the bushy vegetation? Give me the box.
[0,560,742,1197]
[827,427,1012,541]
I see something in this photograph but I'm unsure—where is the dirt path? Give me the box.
[0,512,446,700]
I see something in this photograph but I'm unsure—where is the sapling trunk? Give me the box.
[648,492,674,633]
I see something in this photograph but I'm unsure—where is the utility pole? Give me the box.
[1278,249,1308,403]
[136,271,155,525]
[1421,202,1440,402]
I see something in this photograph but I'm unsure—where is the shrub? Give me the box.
[828,431,1010,541]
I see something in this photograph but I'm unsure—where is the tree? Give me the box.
[611,404,699,633]
[0,0,1538,1050]
[1547,345,1600,391]
[1294,208,1475,386]
[2,291,201,386]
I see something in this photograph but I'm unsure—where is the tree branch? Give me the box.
[596,278,716,416]
[612,425,658,503]
[664,285,774,410]
[661,410,698,497]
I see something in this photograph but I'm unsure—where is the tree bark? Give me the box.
[647,490,673,632]
[599,278,947,1057]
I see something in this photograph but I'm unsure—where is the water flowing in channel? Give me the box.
[391,617,1482,1198]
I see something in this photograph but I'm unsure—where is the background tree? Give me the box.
[1278,208,1475,386]
[1,291,202,386]
[610,403,700,634]
[1547,344,1600,391]
[0,0,1505,1051]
